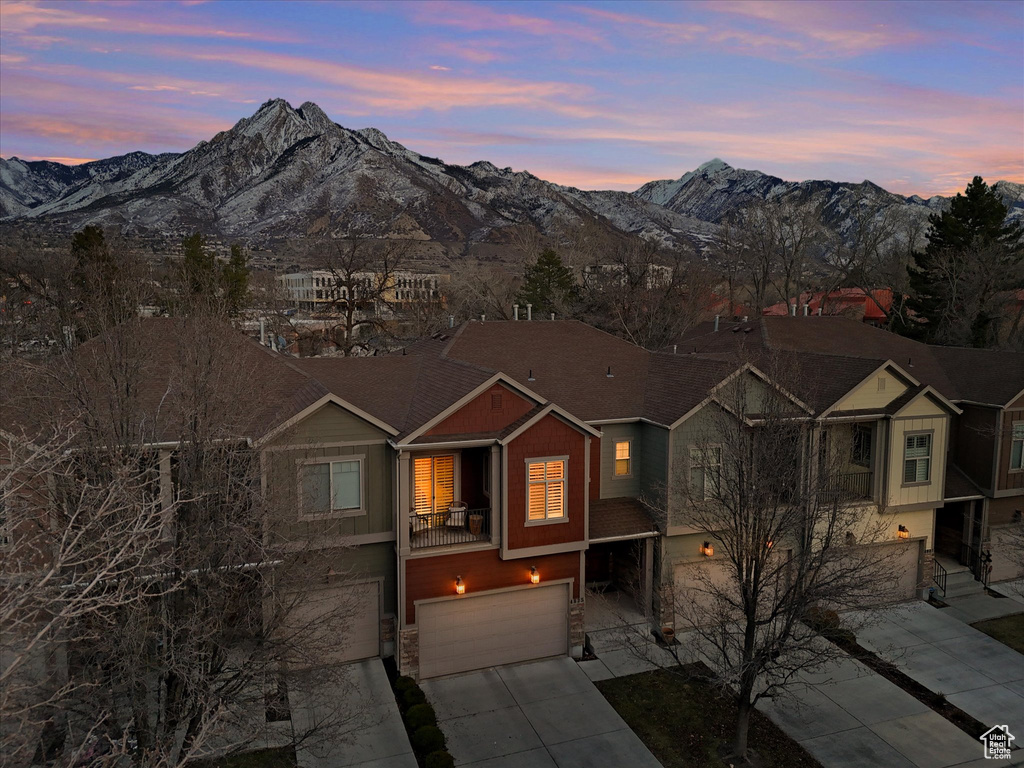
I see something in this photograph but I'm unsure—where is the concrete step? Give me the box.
[944,578,985,598]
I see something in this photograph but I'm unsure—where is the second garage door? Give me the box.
[418,583,569,679]
[286,580,381,668]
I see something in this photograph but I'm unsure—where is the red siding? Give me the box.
[506,415,587,551]
[426,384,535,437]
[405,549,580,624]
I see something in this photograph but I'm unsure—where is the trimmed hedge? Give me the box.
[402,686,427,711]
[424,750,455,768]
[395,676,417,694]
[411,725,445,756]
[406,703,437,731]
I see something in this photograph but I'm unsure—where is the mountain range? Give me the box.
[2,98,1021,256]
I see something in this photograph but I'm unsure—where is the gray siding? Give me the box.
[639,423,669,509]
[668,405,723,527]
[600,423,642,499]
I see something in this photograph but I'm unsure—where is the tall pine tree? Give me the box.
[181,232,218,298]
[221,243,250,316]
[906,176,1022,347]
[517,249,577,316]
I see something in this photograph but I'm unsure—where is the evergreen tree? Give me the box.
[517,249,577,316]
[905,176,1022,347]
[69,226,137,333]
[181,232,218,298]
[221,243,250,316]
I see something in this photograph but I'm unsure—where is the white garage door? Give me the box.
[418,584,569,679]
[286,580,380,668]
[877,540,922,601]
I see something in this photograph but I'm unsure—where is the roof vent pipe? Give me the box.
[514,304,519,321]
[803,303,809,316]
[481,314,486,322]
[449,315,455,328]
[528,369,535,381]
[790,303,797,316]
[817,307,822,316]
[550,312,555,321]
[714,315,720,332]
[606,366,614,378]
[673,345,678,354]
[260,317,266,346]
[742,315,749,322]
[527,303,533,321]
[908,357,913,368]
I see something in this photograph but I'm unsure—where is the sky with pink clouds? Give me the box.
[1,0,1021,196]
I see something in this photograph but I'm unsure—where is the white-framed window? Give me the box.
[1011,422,1023,471]
[526,457,567,523]
[300,457,364,516]
[903,433,932,484]
[614,440,632,477]
[413,454,456,514]
[689,446,721,500]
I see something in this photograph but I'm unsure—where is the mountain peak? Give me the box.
[697,158,732,175]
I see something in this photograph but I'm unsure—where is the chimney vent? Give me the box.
[550,312,555,321]
[714,315,720,332]
[742,315,749,322]
[449,315,455,328]
[528,369,535,381]
[817,307,822,316]
[514,304,519,321]
[803,303,809,316]
[527,303,533,321]
[481,314,486,322]
[606,366,614,378]
[673,345,678,354]
[790,303,797,316]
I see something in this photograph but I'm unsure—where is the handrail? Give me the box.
[933,558,947,598]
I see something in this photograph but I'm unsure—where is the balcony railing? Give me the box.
[409,506,491,550]
[821,471,873,502]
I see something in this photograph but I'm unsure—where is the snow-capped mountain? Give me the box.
[1,99,1020,252]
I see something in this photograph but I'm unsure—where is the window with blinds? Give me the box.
[903,433,932,484]
[527,459,566,521]
[1011,423,1023,471]
[413,455,455,515]
[614,441,631,476]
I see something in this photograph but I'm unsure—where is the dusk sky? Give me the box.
[1,0,1022,196]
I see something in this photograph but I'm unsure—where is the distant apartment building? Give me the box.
[278,270,448,313]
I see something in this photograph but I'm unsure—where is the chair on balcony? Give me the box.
[447,501,468,528]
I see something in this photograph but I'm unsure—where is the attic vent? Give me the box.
[878,377,886,392]
[491,393,502,411]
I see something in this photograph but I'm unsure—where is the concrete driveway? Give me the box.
[855,601,1024,740]
[288,659,417,768]
[421,656,663,768]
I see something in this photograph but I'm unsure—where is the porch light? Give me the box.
[455,576,465,595]
[530,566,540,584]
[897,525,909,540]
[700,541,714,557]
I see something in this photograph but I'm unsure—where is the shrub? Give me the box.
[395,676,417,694]
[402,686,427,711]
[411,725,445,756]
[406,702,437,730]
[425,750,455,768]
[804,606,854,644]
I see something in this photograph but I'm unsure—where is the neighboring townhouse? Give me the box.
[681,316,1024,594]
[4,314,1014,688]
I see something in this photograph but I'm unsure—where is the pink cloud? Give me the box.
[1,1,292,42]
[402,1,606,45]
[172,47,599,116]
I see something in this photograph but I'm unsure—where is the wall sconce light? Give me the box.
[455,576,465,595]
[700,541,714,557]
[897,525,909,540]
[530,566,540,584]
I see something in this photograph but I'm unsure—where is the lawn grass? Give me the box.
[972,613,1024,655]
[596,666,820,768]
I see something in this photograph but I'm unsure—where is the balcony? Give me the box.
[822,471,873,502]
[410,506,491,550]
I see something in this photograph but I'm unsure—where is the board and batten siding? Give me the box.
[997,407,1024,492]
[263,402,395,543]
[834,369,909,412]
[667,405,722,528]
[887,411,948,509]
[599,423,642,499]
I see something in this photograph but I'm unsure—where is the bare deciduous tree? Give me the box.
[634,363,907,762]
[2,315,362,767]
